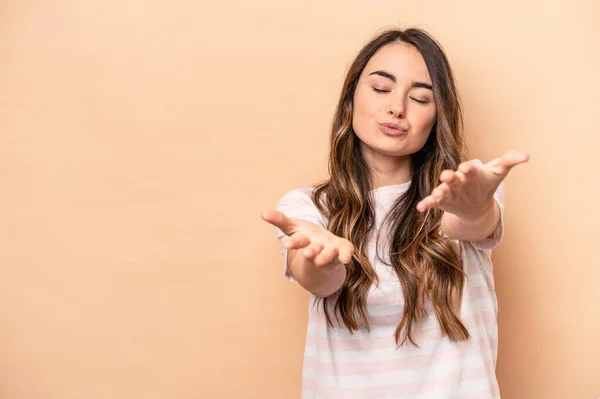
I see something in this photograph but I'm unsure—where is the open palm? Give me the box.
[261,210,354,266]
[416,151,529,219]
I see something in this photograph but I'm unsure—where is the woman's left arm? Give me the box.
[416,151,529,242]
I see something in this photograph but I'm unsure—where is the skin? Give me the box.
[261,42,529,297]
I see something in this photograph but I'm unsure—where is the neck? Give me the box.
[362,146,412,189]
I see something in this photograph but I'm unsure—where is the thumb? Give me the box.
[261,209,296,236]
[487,150,530,176]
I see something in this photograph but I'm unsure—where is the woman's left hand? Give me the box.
[416,151,529,220]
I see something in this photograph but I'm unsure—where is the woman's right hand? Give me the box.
[261,209,355,268]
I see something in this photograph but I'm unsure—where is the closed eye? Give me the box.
[373,87,429,104]
[372,87,390,93]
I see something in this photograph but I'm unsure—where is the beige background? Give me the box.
[0,0,598,398]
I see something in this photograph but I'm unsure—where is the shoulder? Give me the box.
[277,186,317,207]
[276,186,326,227]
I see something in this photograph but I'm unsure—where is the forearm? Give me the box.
[441,199,500,241]
[287,249,346,297]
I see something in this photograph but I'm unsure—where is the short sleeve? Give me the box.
[467,160,506,252]
[273,187,327,281]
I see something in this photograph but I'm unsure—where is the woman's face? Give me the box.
[352,42,437,160]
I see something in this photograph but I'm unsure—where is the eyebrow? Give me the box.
[368,70,433,90]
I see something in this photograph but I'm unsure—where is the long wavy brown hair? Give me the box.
[312,28,468,347]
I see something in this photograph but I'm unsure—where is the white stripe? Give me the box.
[315,351,495,388]
[383,379,498,399]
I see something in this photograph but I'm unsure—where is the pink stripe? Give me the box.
[306,317,496,351]
[305,326,495,355]
[304,337,498,367]
[309,366,495,399]
[305,325,441,351]
[366,287,402,306]
[466,284,496,302]
[307,349,485,376]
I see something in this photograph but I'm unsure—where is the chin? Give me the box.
[382,150,413,158]
[371,146,413,158]
[357,135,421,158]
[371,140,415,157]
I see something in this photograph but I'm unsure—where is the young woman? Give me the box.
[261,28,528,399]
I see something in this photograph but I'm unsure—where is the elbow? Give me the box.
[309,269,346,298]
[310,286,339,298]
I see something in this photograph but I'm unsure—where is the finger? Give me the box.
[338,243,354,264]
[313,245,339,267]
[284,233,310,250]
[440,170,463,192]
[498,151,530,173]
[416,195,441,212]
[418,182,450,212]
[439,169,456,184]
[485,151,530,175]
[303,241,325,258]
[432,183,451,200]
[457,162,478,181]
[261,209,295,235]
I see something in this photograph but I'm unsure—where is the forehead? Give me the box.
[363,42,431,83]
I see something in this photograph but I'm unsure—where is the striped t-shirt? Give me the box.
[274,179,505,399]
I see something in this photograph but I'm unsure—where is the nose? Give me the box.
[387,98,405,118]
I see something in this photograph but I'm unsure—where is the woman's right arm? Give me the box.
[286,247,347,297]
[262,209,353,298]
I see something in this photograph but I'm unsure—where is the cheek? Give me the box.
[352,89,373,130]
[411,107,437,132]
[353,88,384,123]
[354,88,370,115]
